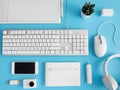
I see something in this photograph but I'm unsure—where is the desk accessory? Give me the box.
[9,80,20,85]
[0,0,62,23]
[86,62,92,84]
[2,30,88,56]
[94,21,118,57]
[23,79,37,89]
[81,2,95,18]
[45,62,80,86]
[94,34,107,57]
[102,54,120,90]
[101,9,114,16]
[11,62,38,74]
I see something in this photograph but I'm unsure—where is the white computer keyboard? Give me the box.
[2,30,88,55]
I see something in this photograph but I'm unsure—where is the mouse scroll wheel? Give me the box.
[99,35,102,44]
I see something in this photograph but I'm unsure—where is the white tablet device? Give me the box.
[12,62,38,75]
[0,0,62,23]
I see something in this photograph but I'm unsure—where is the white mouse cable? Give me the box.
[97,21,120,48]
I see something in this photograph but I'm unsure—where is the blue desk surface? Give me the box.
[0,0,120,90]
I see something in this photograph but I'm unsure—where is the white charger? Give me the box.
[101,9,114,16]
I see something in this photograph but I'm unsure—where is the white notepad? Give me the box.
[45,62,80,86]
[0,0,62,23]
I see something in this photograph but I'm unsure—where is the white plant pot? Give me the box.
[81,11,91,18]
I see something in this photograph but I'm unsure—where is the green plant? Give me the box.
[82,2,95,15]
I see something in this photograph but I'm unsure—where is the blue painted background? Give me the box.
[0,0,120,90]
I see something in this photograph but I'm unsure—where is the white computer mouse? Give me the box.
[94,34,107,57]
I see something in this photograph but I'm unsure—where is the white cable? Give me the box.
[98,21,120,48]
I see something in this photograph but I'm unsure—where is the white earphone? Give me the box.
[102,54,120,90]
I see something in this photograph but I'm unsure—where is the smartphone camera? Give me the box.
[23,79,37,89]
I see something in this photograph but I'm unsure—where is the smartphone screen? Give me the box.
[13,62,36,74]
